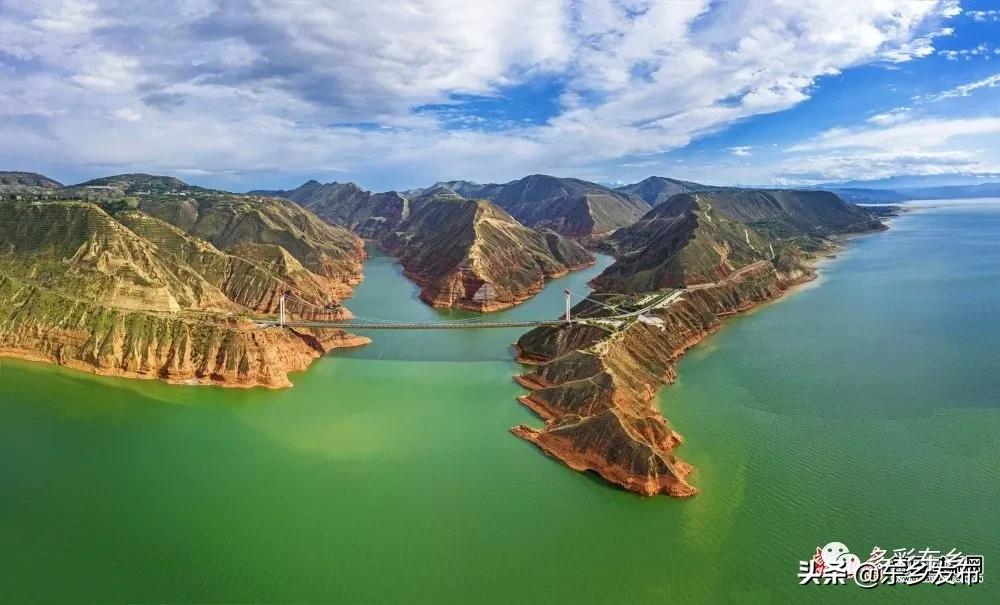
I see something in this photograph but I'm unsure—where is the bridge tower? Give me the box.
[564,289,571,323]
[279,292,286,327]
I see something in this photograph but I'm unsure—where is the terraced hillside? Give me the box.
[0,173,368,387]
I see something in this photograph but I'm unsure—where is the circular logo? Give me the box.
[853,562,882,588]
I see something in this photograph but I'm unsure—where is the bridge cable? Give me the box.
[565,288,620,313]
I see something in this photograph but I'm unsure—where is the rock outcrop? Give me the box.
[381,192,595,311]
[0,175,368,387]
[0,273,367,388]
[512,189,886,496]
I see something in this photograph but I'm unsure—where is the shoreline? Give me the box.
[404,257,598,313]
[0,332,371,390]
[508,225,888,497]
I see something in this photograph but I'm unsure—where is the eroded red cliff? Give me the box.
[513,258,814,496]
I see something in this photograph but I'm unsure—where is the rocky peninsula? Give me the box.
[511,190,889,496]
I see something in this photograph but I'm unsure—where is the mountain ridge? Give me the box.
[258,179,598,310]
[614,176,715,206]
[470,174,650,238]
[379,192,595,311]
[0,171,64,192]
[0,173,369,387]
[401,174,650,238]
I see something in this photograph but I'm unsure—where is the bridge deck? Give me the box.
[275,320,566,330]
[263,288,688,330]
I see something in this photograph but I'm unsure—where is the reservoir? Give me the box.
[1,200,997,603]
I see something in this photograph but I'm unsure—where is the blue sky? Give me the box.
[1,0,999,192]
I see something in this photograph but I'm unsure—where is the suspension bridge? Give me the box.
[258,288,685,330]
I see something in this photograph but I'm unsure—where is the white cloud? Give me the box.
[761,116,1000,184]
[0,0,963,187]
[793,117,1000,152]
[618,159,661,168]
[881,27,953,63]
[728,146,753,157]
[967,10,999,22]
[938,43,993,61]
[27,0,106,35]
[938,0,963,18]
[923,73,1000,101]
[113,107,142,122]
[867,107,912,126]
[775,150,998,183]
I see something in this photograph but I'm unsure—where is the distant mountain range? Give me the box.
[614,176,717,205]
[259,174,651,239]
[816,176,1000,203]
[251,180,410,239]
[817,174,1000,189]
[892,182,1000,200]
[401,174,651,237]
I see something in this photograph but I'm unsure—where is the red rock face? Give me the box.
[379,196,595,312]
[260,184,601,312]
[512,261,813,497]
[0,274,370,388]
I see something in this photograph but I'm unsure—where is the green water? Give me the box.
[1,200,997,603]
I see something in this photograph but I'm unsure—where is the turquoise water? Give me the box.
[0,200,997,603]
